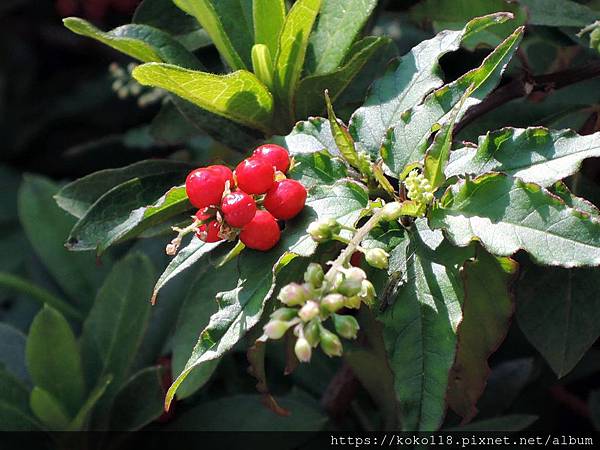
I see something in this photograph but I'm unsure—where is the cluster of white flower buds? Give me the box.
[262,262,376,362]
[404,170,435,206]
[109,62,166,107]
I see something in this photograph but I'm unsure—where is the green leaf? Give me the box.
[517,262,600,377]
[133,0,200,37]
[0,324,28,383]
[272,0,322,121]
[68,375,112,431]
[133,64,274,133]
[279,117,339,156]
[447,250,517,423]
[551,181,600,217]
[63,18,202,69]
[67,180,191,254]
[19,175,101,309]
[518,0,600,27]
[447,414,538,431]
[152,237,222,305]
[56,160,191,219]
[305,0,378,75]
[288,150,348,190]
[379,220,474,431]
[110,368,164,431]
[173,0,253,70]
[349,12,516,159]
[447,128,600,188]
[296,37,393,119]
[0,368,39,431]
[26,306,86,415]
[29,387,71,430]
[410,0,526,49]
[325,92,361,170]
[167,391,326,431]
[253,0,286,62]
[381,26,523,175]
[80,254,154,418]
[430,173,600,267]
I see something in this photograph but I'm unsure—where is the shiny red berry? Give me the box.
[235,158,274,194]
[186,168,227,208]
[207,165,235,188]
[263,179,307,220]
[195,209,222,243]
[240,210,280,251]
[252,144,291,173]
[221,190,257,228]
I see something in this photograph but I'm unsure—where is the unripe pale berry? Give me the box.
[365,248,389,270]
[304,263,324,288]
[270,307,298,321]
[298,301,320,322]
[252,144,291,173]
[294,337,312,363]
[319,327,343,357]
[277,282,307,306]
[321,293,345,313]
[337,267,367,296]
[263,320,291,339]
[359,280,376,306]
[235,157,274,194]
[304,319,320,347]
[333,314,360,340]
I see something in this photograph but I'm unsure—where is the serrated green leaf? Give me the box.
[272,0,322,122]
[278,117,340,156]
[63,18,201,69]
[379,220,474,431]
[29,387,71,430]
[110,368,164,431]
[519,0,600,27]
[296,37,392,119]
[305,0,378,75]
[152,237,222,304]
[133,64,274,133]
[447,250,517,423]
[26,306,86,416]
[172,0,253,70]
[447,127,600,187]
[288,150,348,190]
[381,26,523,175]
[517,262,600,377]
[80,254,154,422]
[67,179,191,254]
[430,173,600,267]
[349,12,516,159]
[56,160,191,219]
[253,0,285,62]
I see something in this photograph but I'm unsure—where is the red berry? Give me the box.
[235,158,274,194]
[221,190,257,228]
[186,168,227,208]
[207,165,235,188]
[240,210,280,251]
[253,144,291,173]
[195,209,222,243]
[263,179,307,220]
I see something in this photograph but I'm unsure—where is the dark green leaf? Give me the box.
[446,127,600,187]
[0,323,28,383]
[381,26,523,175]
[63,18,202,69]
[68,375,112,431]
[517,262,600,377]
[305,0,378,75]
[29,387,71,430]
[133,0,200,37]
[447,250,517,422]
[350,12,516,159]
[26,306,86,415]
[518,0,600,27]
[379,220,474,431]
[288,150,348,190]
[430,173,600,267]
[0,368,39,431]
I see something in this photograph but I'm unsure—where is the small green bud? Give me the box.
[298,300,320,322]
[337,267,367,296]
[304,263,325,288]
[294,337,312,362]
[359,280,376,306]
[591,27,600,50]
[324,218,342,235]
[307,220,332,242]
[332,314,360,340]
[365,248,389,270]
[321,293,346,313]
[263,320,291,339]
[277,282,307,306]
[344,295,362,309]
[270,307,298,321]
[319,326,343,357]
[381,202,403,221]
[304,319,320,347]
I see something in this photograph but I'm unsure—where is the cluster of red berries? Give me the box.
[185,145,307,251]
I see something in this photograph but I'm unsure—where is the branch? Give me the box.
[456,61,600,134]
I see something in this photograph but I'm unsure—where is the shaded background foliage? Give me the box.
[1,0,600,438]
